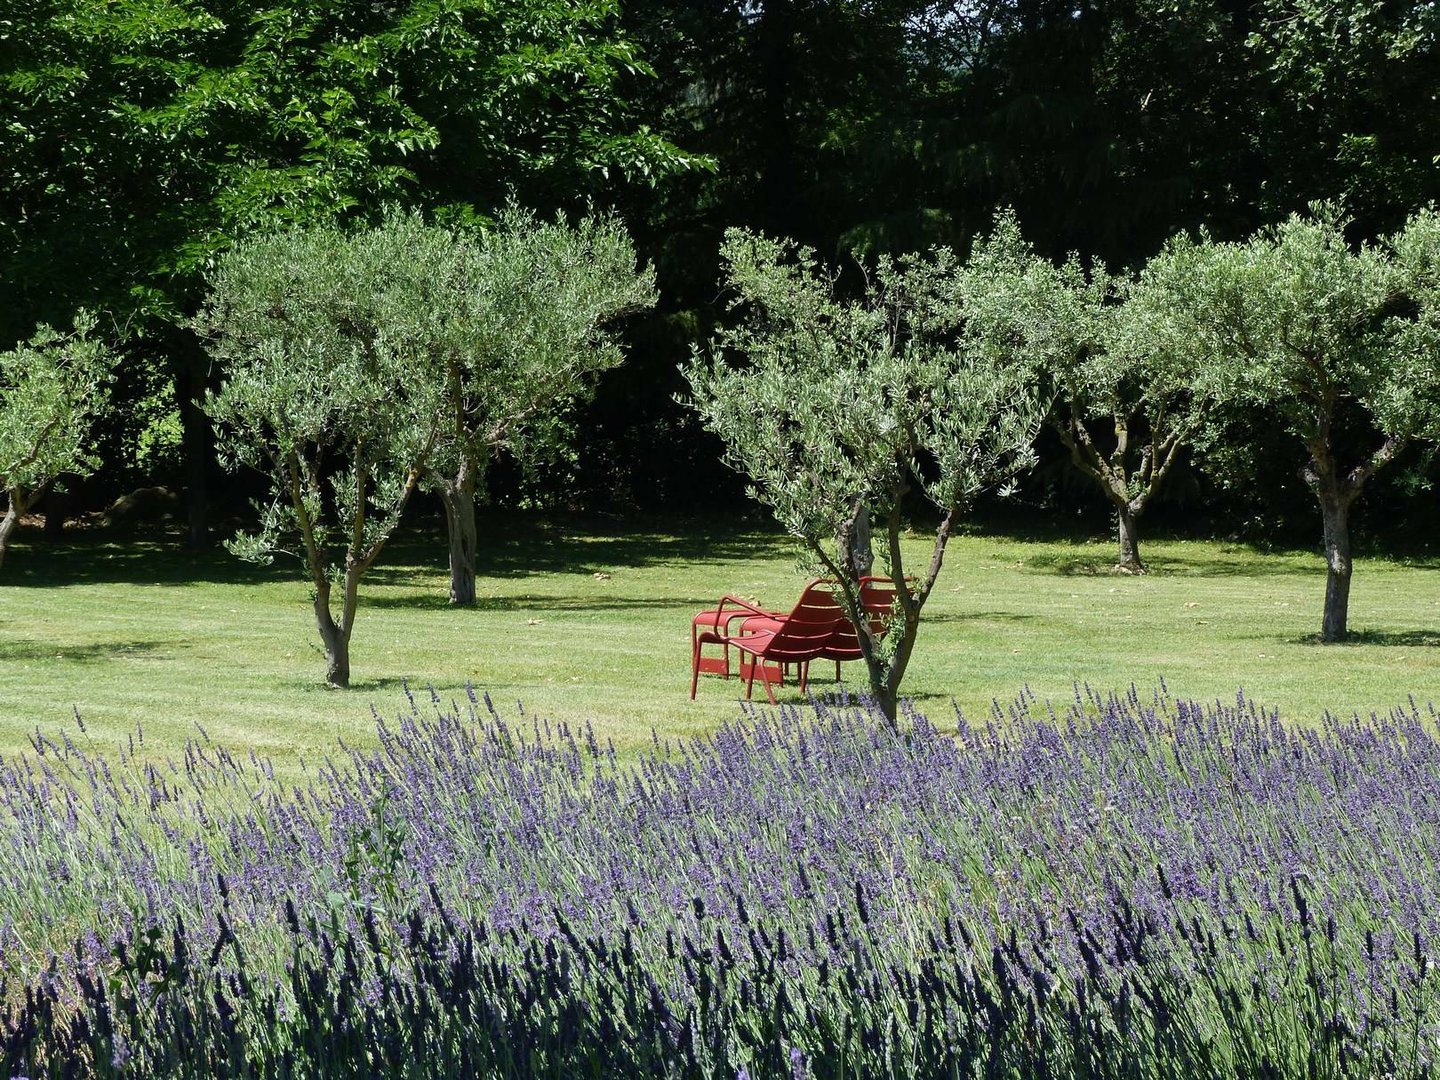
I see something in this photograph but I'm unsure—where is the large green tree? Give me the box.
[196,220,448,687]
[959,212,1215,573]
[1129,207,1439,642]
[424,210,655,606]
[685,229,1042,722]
[0,314,115,568]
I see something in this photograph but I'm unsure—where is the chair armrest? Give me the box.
[716,594,777,617]
[714,595,782,633]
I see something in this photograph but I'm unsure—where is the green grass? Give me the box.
[0,512,1437,764]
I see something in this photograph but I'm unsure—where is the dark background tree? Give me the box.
[4,0,1440,549]
[1,0,699,543]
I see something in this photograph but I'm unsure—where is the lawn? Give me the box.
[0,511,1437,763]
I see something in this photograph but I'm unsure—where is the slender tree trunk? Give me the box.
[1319,494,1352,643]
[314,584,351,688]
[437,458,478,607]
[850,505,873,577]
[0,487,26,569]
[1116,502,1145,574]
[836,500,874,578]
[871,677,898,724]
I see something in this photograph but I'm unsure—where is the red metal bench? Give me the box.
[691,577,903,701]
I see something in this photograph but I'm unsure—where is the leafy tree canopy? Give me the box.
[0,312,115,566]
[686,228,1043,719]
[195,215,450,685]
[0,0,700,340]
[418,206,656,605]
[1124,204,1440,639]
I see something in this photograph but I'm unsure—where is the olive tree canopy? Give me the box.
[960,210,1217,573]
[424,209,655,606]
[196,216,448,686]
[0,313,114,568]
[685,228,1043,722]
[1126,205,1440,642]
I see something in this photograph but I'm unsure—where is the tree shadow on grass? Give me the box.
[923,611,1037,624]
[0,536,290,589]
[1,513,793,589]
[1286,628,1440,647]
[361,592,719,613]
[0,639,180,663]
[1019,550,1322,578]
[281,674,525,698]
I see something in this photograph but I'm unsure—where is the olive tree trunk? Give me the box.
[1319,493,1352,644]
[1116,502,1144,574]
[1301,435,1403,645]
[435,457,478,607]
[313,563,364,687]
[816,491,953,728]
[836,500,873,578]
[0,487,27,569]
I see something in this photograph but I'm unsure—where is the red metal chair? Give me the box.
[725,581,847,703]
[690,580,844,702]
[817,575,903,680]
[691,595,784,686]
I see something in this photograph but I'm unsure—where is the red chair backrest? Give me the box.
[821,576,900,661]
[759,581,847,663]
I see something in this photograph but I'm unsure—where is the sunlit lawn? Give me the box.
[0,512,1437,765]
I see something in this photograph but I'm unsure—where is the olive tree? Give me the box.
[195,219,447,687]
[1128,206,1436,642]
[1391,208,1440,449]
[425,210,655,606]
[962,212,1215,573]
[685,229,1043,723]
[0,314,114,568]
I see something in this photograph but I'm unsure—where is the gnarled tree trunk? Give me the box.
[1319,493,1352,643]
[836,500,873,578]
[314,561,365,687]
[316,595,351,687]
[1116,502,1145,574]
[435,457,478,607]
[0,486,28,569]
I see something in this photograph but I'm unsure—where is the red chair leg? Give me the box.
[759,664,778,704]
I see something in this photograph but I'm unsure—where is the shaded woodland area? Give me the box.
[4,0,1440,544]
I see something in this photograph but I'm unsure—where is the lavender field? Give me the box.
[4,684,1440,1077]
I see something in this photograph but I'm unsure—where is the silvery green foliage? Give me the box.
[960,210,1111,394]
[426,207,657,483]
[196,214,449,580]
[689,229,1040,549]
[1119,204,1440,640]
[1387,207,1440,442]
[0,312,114,497]
[1123,205,1413,448]
[964,213,1217,509]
